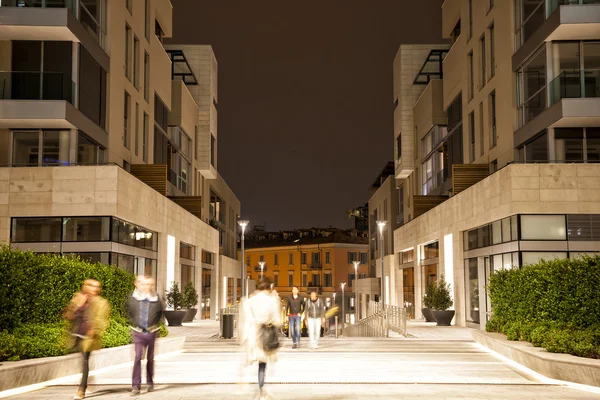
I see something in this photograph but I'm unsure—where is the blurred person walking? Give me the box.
[65,279,110,400]
[240,278,282,400]
[305,291,325,349]
[127,276,164,395]
[285,286,305,349]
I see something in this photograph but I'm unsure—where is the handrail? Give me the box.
[344,301,408,338]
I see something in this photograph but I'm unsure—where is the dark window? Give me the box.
[181,264,195,287]
[423,242,439,259]
[324,273,332,287]
[11,217,61,242]
[360,252,368,264]
[155,19,164,42]
[274,253,279,265]
[111,218,157,251]
[71,252,110,265]
[588,128,600,162]
[202,250,215,265]
[325,251,330,264]
[180,242,196,260]
[301,252,307,264]
[556,128,584,163]
[348,273,356,288]
[521,131,548,162]
[63,217,110,241]
[210,135,216,168]
[447,93,463,133]
[79,47,107,129]
[154,94,168,131]
[347,251,358,263]
[288,273,294,287]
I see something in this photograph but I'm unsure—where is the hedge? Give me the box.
[486,255,600,359]
[0,247,167,361]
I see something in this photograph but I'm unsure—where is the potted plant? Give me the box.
[431,275,455,326]
[182,281,199,322]
[164,282,187,326]
[421,281,436,322]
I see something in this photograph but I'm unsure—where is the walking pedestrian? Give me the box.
[65,279,110,400]
[285,286,305,349]
[240,278,282,400]
[127,276,164,395]
[305,291,325,349]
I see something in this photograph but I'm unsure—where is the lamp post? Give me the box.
[376,220,387,309]
[341,282,346,329]
[353,260,360,322]
[259,261,265,280]
[237,220,249,298]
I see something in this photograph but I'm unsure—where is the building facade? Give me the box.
[390,0,600,329]
[0,0,240,320]
[243,228,369,324]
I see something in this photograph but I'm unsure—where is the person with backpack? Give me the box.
[240,278,282,400]
[305,291,325,349]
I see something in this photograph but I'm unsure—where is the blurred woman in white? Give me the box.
[240,278,282,400]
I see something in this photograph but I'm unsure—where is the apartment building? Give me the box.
[390,0,600,329]
[243,227,369,324]
[0,0,240,320]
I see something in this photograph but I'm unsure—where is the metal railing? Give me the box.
[344,301,408,338]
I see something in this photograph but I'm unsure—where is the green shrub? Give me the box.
[166,282,183,310]
[182,282,199,309]
[487,255,600,359]
[0,331,26,361]
[422,281,436,309]
[431,275,453,311]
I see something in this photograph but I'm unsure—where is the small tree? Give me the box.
[431,275,453,311]
[182,282,198,309]
[165,282,183,310]
[423,280,437,309]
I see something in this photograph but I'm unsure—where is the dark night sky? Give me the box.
[169,1,444,231]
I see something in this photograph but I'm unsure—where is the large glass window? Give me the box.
[515,0,545,48]
[12,131,39,166]
[468,51,474,101]
[465,258,479,323]
[125,25,132,81]
[124,92,130,149]
[402,267,415,318]
[520,215,567,240]
[71,252,110,265]
[180,242,196,260]
[518,131,548,162]
[11,217,62,242]
[555,128,584,162]
[517,48,547,127]
[79,0,107,48]
[422,264,437,297]
[588,128,600,162]
[181,264,195,287]
[79,47,107,129]
[63,217,110,241]
[77,132,105,165]
[521,251,568,265]
[111,218,157,251]
[423,242,439,259]
[201,268,212,319]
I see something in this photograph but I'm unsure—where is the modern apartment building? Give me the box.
[390,0,600,329]
[0,0,240,320]
[243,227,369,324]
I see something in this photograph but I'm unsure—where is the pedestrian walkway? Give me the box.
[166,320,220,339]
[5,323,600,399]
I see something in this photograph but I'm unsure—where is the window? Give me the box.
[469,112,475,162]
[480,35,486,88]
[489,24,495,78]
[414,126,419,160]
[489,0,494,11]
[202,250,215,265]
[489,91,496,148]
[517,47,547,128]
[273,272,279,287]
[347,251,358,263]
[134,103,139,156]
[515,0,545,49]
[556,128,584,163]
[181,265,195,287]
[124,92,130,149]
[312,252,320,264]
[210,134,216,168]
[78,132,105,165]
[133,36,140,89]
[111,218,157,251]
[490,159,498,173]
[468,51,474,101]
[143,52,149,101]
[348,273,356,288]
[468,0,473,39]
[63,217,110,241]
[396,135,402,163]
[324,272,332,287]
[423,242,439,259]
[11,217,62,242]
[398,185,404,226]
[259,254,264,262]
[274,254,279,266]
[288,272,294,287]
[288,253,293,265]
[125,25,132,81]
[301,252,307,264]
[79,47,107,129]
[398,249,414,264]
[360,252,368,264]
[78,0,106,49]
[325,251,330,264]
[479,103,484,155]
[155,19,165,43]
[180,242,196,260]
[302,272,307,287]
[520,215,566,240]
[518,131,548,162]
[126,0,132,13]
[465,258,479,323]
[142,112,149,162]
[451,20,461,44]
[144,0,150,40]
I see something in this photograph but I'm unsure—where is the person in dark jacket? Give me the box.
[305,291,325,349]
[127,276,164,395]
[285,286,305,349]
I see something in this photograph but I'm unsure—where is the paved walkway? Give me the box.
[4,321,600,399]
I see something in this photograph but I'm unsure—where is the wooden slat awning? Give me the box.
[413,195,447,218]
[168,196,202,219]
[452,164,489,195]
[130,164,168,196]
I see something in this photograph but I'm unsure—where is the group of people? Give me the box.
[64,275,164,399]
[285,286,327,349]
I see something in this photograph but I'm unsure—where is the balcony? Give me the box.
[451,164,489,196]
[442,35,464,110]
[0,71,72,102]
[550,69,600,105]
[130,164,168,196]
[0,0,107,51]
[151,34,172,109]
[441,0,461,40]
[413,80,446,142]
[309,261,322,270]
[169,80,198,137]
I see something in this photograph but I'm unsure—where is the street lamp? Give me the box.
[341,282,346,329]
[376,220,387,309]
[237,220,249,298]
[353,260,360,322]
[258,261,265,280]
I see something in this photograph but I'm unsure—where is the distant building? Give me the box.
[242,227,369,324]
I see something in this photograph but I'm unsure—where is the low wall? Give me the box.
[0,336,185,392]
[473,330,600,387]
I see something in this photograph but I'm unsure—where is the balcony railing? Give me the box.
[0,0,74,9]
[549,69,600,105]
[309,261,322,270]
[0,71,73,102]
[548,0,600,16]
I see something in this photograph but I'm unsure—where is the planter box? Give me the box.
[0,336,185,392]
[472,330,600,387]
